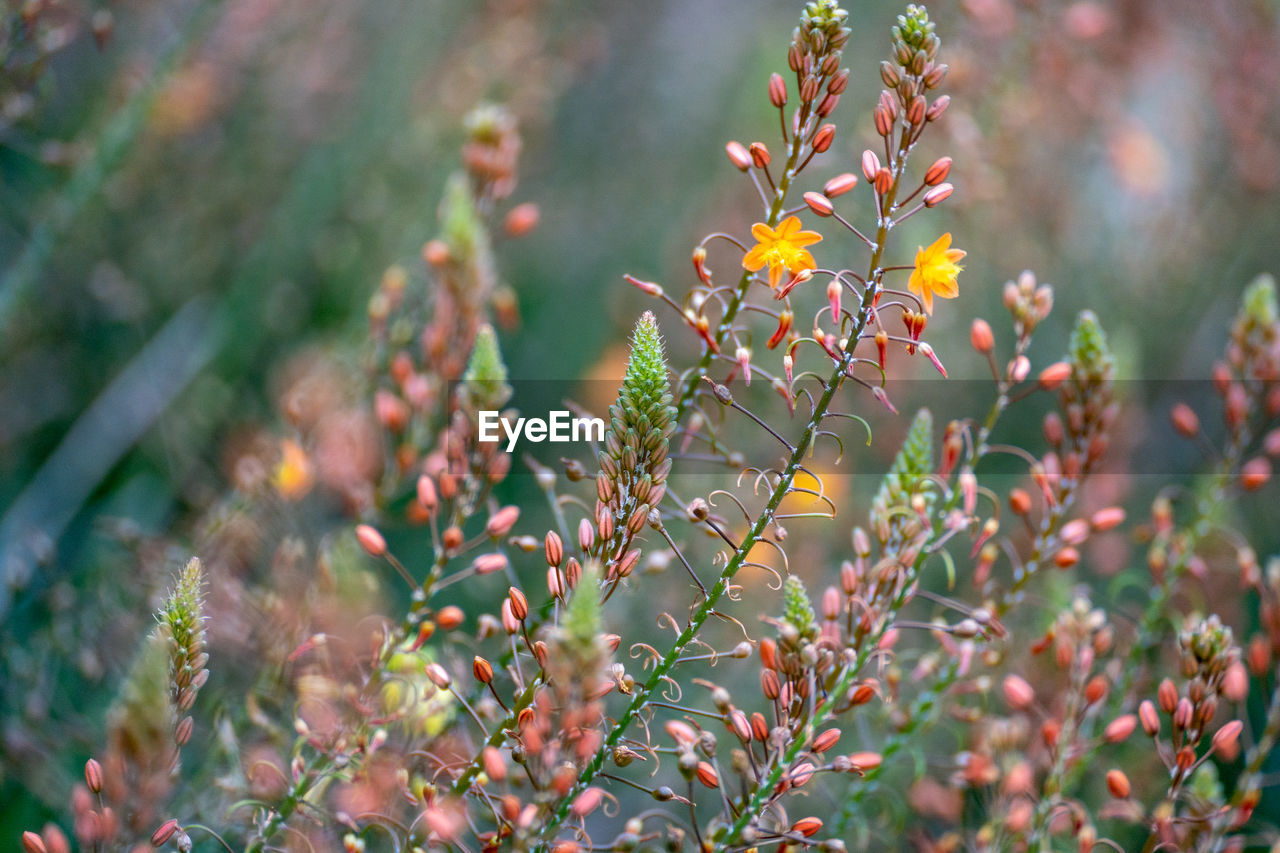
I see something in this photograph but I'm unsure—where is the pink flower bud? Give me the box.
[571,787,604,818]
[1170,402,1200,438]
[1104,714,1137,743]
[486,505,520,538]
[417,475,438,512]
[425,663,451,689]
[861,150,881,182]
[1008,355,1031,383]
[922,182,953,207]
[1090,506,1125,531]
[355,524,387,558]
[768,72,787,108]
[1003,675,1035,710]
[578,518,594,551]
[472,553,508,575]
[804,191,834,216]
[970,318,994,354]
[1060,519,1090,545]
[1139,700,1161,736]
[725,141,751,171]
[1224,661,1249,702]
[823,172,858,197]
[624,274,664,297]
[1213,719,1244,754]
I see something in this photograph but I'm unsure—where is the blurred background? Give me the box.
[4,0,1280,842]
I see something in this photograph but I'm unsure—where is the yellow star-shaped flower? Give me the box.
[742,216,822,289]
[908,232,965,314]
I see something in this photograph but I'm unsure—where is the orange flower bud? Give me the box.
[1139,700,1161,736]
[355,524,387,558]
[749,142,771,169]
[924,156,953,186]
[1242,457,1271,491]
[1104,714,1137,743]
[761,668,781,700]
[768,72,787,108]
[508,587,529,621]
[1038,361,1072,390]
[437,605,464,630]
[473,656,494,684]
[422,239,450,266]
[847,751,882,772]
[695,761,719,788]
[1084,675,1108,705]
[503,202,540,238]
[812,123,836,153]
[725,141,751,171]
[1106,769,1130,799]
[812,728,841,753]
[791,817,823,837]
[760,637,778,670]
[1170,402,1200,438]
[1053,547,1079,569]
[874,167,892,195]
[1009,488,1032,515]
[1158,679,1178,713]
[22,832,47,853]
[1090,506,1125,531]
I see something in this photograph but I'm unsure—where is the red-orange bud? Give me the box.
[355,524,387,558]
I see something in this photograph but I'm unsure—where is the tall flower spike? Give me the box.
[595,313,676,571]
[459,324,512,412]
[782,576,819,642]
[160,558,208,716]
[870,408,934,546]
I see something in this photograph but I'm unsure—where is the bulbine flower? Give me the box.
[742,215,822,289]
[908,231,965,314]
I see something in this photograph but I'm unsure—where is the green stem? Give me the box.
[670,104,810,421]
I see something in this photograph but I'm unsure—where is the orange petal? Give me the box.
[751,222,778,242]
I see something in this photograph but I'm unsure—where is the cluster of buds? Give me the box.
[1126,616,1246,843]
[879,4,949,134]
[787,0,851,119]
[160,558,208,743]
[440,324,514,493]
[461,103,522,201]
[590,312,675,581]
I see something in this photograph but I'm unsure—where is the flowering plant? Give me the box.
[11,3,1280,853]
